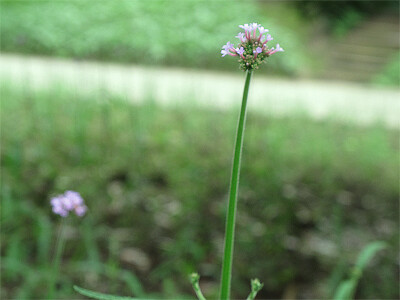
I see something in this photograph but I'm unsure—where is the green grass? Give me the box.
[0,0,311,76]
[1,83,399,299]
[372,52,400,87]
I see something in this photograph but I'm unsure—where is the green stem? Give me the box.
[190,273,207,300]
[219,70,253,300]
[48,218,67,299]
[246,279,264,300]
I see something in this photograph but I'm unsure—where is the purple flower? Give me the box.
[239,23,251,31]
[222,23,284,70]
[262,34,273,44]
[50,191,87,217]
[250,22,260,31]
[51,197,69,217]
[235,32,246,42]
[268,44,284,55]
[253,47,263,59]
[250,23,259,39]
[239,23,253,40]
[254,47,263,54]
[276,44,284,52]
[236,47,245,56]
[222,41,234,50]
[75,205,87,217]
[258,26,269,35]
[221,41,236,57]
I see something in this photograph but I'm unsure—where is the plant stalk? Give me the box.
[190,273,207,300]
[219,70,253,300]
[48,218,67,299]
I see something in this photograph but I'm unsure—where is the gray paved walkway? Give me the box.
[1,54,399,128]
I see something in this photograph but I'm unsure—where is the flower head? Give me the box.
[50,191,87,217]
[222,23,284,71]
[51,197,69,217]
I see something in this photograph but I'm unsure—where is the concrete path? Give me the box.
[1,54,399,128]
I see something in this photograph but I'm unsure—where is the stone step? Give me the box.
[332,44,396,56]
[320,69,375,82]
[367,16,400,25]
[327,62,383,75]
[320,13,399,82]
[328,52,389,64]
[358,21,399,31]
[340,35,400,48]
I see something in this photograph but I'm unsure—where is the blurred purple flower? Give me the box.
[50,191,87,217]
[51,197,69,217]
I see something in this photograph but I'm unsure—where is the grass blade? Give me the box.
[73,285,138,300]
[333,241,387,300]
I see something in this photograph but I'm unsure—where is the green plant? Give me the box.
[333,241,387,300]
[0,0,309,76]
[73,22,285,300]
[1,82,398,299]
[332,9,363,37]
[372,52,400,87]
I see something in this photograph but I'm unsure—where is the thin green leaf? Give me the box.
[333,280,356,300]
[73,285,138,300]
[333,241,387,300]
[354,241,386,272]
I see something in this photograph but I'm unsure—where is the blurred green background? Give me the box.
[1,1,399,299]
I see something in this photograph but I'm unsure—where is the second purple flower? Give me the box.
[50,191,87,217]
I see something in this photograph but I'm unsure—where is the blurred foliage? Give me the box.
[0,0,311,76]
[331,9,363,38]
[333,241,386,300]
[295,1,398,23]
[372,52,400,87]
[1,83,399,299]
[295,1,399,36]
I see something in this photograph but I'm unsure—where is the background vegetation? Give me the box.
[373,52,400,87]
[1,1,399,299]
[296,0,398,34]
[1,84,398,299]
[0,0,310,76]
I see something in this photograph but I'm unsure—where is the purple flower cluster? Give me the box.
[50,191,87,217]
[221,23,284,71]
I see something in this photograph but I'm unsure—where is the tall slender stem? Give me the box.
[48,218,67,299]
[220,70,253,300]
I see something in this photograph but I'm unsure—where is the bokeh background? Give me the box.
[1,1,399,299]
